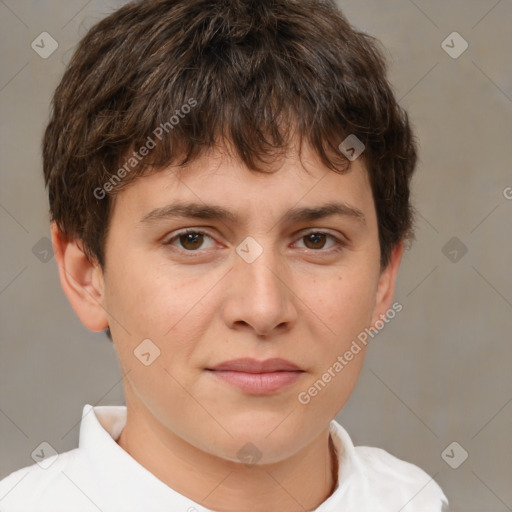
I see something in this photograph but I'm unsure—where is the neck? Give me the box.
[116,405,339,512]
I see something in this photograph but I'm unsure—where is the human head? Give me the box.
[45,0,416,478]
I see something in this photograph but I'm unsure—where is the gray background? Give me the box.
[1,1,511,510]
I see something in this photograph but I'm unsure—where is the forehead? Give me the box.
[109,143,376,230]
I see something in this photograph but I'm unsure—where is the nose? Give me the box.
[221,241,298,337]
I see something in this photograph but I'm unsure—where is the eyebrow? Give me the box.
[140,200,366,226]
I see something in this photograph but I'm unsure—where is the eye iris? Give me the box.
[304,233,326,250]
[180,232,203,250]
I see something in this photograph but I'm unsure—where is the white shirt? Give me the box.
[0,404,449,511]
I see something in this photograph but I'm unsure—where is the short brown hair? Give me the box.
[43,0,418,271]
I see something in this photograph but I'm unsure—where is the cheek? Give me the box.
[297,273,373,417]
[105,256,223,380]
[104,261,208,416]
[295,264,377,406]
[105,252,205,336]
[311,267,378,345]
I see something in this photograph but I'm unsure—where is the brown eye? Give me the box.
[294,231,346,254]
[303,232,328,250]
[178,232,204,251]
[165,229,215,252]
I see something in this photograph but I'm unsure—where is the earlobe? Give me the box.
[51,222,109,332]
[371,242,404,326]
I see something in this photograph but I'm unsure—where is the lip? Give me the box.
[206,358,304,395]
[208,358,302,373]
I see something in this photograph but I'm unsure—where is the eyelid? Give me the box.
[292,229,347,252]
[297,228,347,242]
[163,227,217,247]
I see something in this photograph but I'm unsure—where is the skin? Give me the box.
[52,140,403,512]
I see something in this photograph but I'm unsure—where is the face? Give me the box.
[61,142,402,465]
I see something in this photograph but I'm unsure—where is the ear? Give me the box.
[370,241,404,327]
[51,222,109,332]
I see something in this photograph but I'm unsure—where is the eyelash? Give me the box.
[163,228,347,256]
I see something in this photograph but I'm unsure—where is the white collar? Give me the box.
[79,404,447,511]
